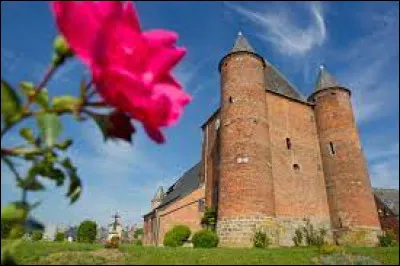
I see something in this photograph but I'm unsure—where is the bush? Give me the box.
[9,224,25,239]
[1,219,12,239]
[31,231,43,241]
[134,239,143,246]
[293,228,303,247]
[77,220,97,243]
[163,225,191,247]
[55,232,65,242]
[378,231,397,247]
[200,207,217,231]
[134,228,144,239]
[302,219,327,247]
[105,236,120,249]
[192,229,219,248]
[253,230,271,248]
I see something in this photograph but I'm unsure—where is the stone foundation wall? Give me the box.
[217,216,332,247]
[334,227,381,247]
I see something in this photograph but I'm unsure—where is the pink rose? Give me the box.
[51,1,191,143]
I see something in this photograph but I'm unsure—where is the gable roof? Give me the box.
[157,162,202,209]
[264,60,306,102]
[374,188,399,217]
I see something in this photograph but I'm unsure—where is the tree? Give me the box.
[134,228,144,239]
[32,231,43,241]
[77,220,97,243]
[55,231,65,242]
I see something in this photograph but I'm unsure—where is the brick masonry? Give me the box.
[144,38,386,248]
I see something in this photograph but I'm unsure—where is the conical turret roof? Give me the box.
[314,65,342,92]
[153,186,164,201]
[230,31,255,53]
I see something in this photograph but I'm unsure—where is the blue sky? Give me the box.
[1,1,399,230]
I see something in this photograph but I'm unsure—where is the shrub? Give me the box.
[1,219,12,239]
[302,219,327,247]
[293,228,303,247]
[378,231,397,247]
[55,232,65,242]
[77,220,97,243]
[105,236,120,249]
[163,225,191,247]
[200,207,217,231]
[31,231,43,241]
[253,230,271,248]
[8,225,25,239]
[192,229,219,248]
[134,228,144,239]
[134,239,143,246]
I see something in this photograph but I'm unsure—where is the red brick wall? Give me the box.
[311,88,381,230]
[157,187,205,245]
[266,92,331,219]
[218,52,275,219]
[202,112,220,208]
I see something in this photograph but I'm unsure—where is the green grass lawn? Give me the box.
[2,241,399,265]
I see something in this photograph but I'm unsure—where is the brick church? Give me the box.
[143,32,399,247]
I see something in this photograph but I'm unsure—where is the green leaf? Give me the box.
[1,80,22,125]
[19,128,35,144]
[55,139,73,151]
[80,78,87,100]
[1,202,29,222]
[19,82,49,109]
[17,177,45,191]
[19,81,35,97]
[61,158,82,204]
[36,113,62,147]
[52,95,81,112]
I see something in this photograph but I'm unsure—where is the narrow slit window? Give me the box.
[198,199,205,212]
[229,96,234,103]
[293,164,300,171]
[329,142,336,155]
[286,138,292,150]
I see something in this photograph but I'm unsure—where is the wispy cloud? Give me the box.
[225,1,327,56]
[334,8,399,125]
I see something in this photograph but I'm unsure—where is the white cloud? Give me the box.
[225,1,327,56]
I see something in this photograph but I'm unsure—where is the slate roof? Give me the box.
[314,65,342,92]
[157,162,202,209]
[374,188,399,217]
[231,31,255,53]
[152,186,164,201]
[228,32,306,102]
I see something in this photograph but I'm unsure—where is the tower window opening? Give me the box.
[198,199,205,212]
[229,96,235,103]
[293,164,300,171]
[331,92,336,95]
[329,142,336,155]
[286,138,292,150]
